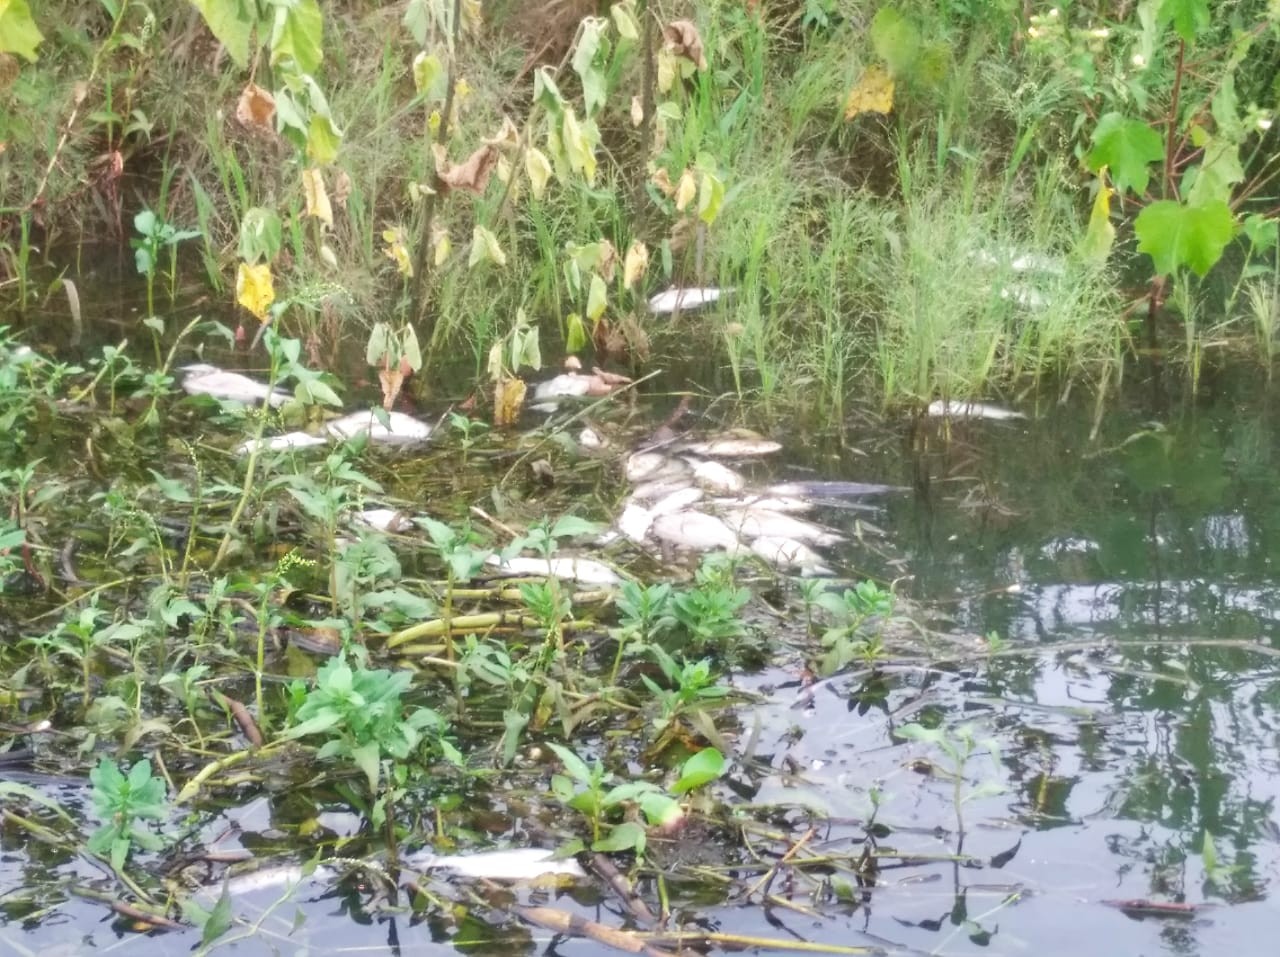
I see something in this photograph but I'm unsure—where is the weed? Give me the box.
[88,756,169,872]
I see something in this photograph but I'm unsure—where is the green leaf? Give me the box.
[572,17,610,116]
[1158,0,1210,43]
[1135,198,1235,277]
[1085,113,1164,197]
[468,225,507,268]
[869,7,919,77]
[565,312,587,352]
[895,722,945,744]
[1182,135,1244,208]
[190,0,254,68]
[412,52,446,99]
[1243,214,1279,253]
[638,792,683,827]
[586,272,607,321]
[238,207,283,263]
[270,0,323,74]
[672,747,725,794]
[350,740,381,793]
[306,114,342,165]
[202,885,234,946]
[547,742,594,786]
[593,820,646,854]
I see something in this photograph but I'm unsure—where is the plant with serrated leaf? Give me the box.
[88,757,169,871]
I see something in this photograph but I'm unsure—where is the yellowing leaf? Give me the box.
[235,262,275,321]
[657,48,677,94]
[469,225,507,268]
[697,168,725,225]
[526,146,552,199]
[563,109,597,183]
[306,114,341,165]
[302,168,333,228]
[432,226,451,266]
[382,226,413,278]
[623,241,649,289]
[494,376,527,427]
[412,52,446,98]
[843,65,895,121]
[1078,169,1116,264]
[612,0,640,41]
[675,169,696,212]
[587,273,607,321]
[630,95,644,127]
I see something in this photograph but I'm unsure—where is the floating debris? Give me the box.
[324,409,435,445]
[533,373,593,401]
[925,400,1026,421]
[647,287,729,314]
[485,555,621,587]
[651,510,742,553]
[181,363,290,407]
[749,536,833,577]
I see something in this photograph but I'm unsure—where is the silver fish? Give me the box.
[533,373,592,401]
[617,503,655,543]
[485,555,621,586]
[768,481,905,497]
[648,486,705,516]
[630,475,697,501]
[722,508,844,547]
[689,458,746,493]
[647,287,730,314]
[352,508,415,533]
[926,400,1026,421]
[651,510,742,552]
[750,536,833,577]
[182,364,290,407]
[624,452,690,484]
[325,410,434,445]
[678,437,782,458]
[236,431,329,455]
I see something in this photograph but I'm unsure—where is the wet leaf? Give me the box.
[843,65,895,120]
[494,375,526,427]
[434,143,499,195]
[663,19,707,70]
[235,262,275,320]
[302,167,333,228]
[1085,113,1164,197]
[235,82,275,130]
[1135,198,1235,277]
[469,224,507,268]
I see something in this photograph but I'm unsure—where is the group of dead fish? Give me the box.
[183,359,1021,585]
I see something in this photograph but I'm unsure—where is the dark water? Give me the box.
[3,289,1280,955]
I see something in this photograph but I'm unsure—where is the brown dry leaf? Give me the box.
[494,375,527,427]
[332,169,352,208]
[236,82,276,131]
[0,54,19,92]
[630,95,644,127]
[663,20,707,70]
[651,167,676,197]
[597,240,618,283]
[302,168,333,229]
[433,143,499,195]
[843,65,895,121]
[379,365,406,410]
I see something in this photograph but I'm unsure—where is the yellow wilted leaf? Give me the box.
[382,226,413,278]
[563,109,597,183]
[1078,168,1116,263]
[630,95,644,127]
[623,241,648,289]
[493,375,526,427]
[432,226,451,266]
[302,167,333,228]
[236,262,274,321]
[525,146,552,200]
[843,65,895,121]
[469,225,507,268]
[675,168,696,212]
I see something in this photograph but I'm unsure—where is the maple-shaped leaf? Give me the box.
[1135,198,1235,277]
[1085,113,1164,197]
[1158,0,1210,44]
[0,0,42,62]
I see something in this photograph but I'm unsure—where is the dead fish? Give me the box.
[624,452,690,484]
[578,426,607,450]
[651,510,742,553]
[714,494,812,513]
[325,409,434,445]
[998,285,1050,309]
[236,431,329,455]
[485,555,621,587]
[678,436,783,458]
[689,458,746,494]
[403,847,585,880]
[722,508,844,547]
[925,400,1026,421]
[629,475,697,501]
[768,481,906,497]
[181,363,290,407]
[533,373,593,401]
[617,503,655,543]
[648,486,704,516]
[647,287,730,314]
[750,536,833,577]
[351,509,415,533]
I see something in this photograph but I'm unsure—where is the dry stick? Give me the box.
[744,826,817,901]
[498,369,663,488]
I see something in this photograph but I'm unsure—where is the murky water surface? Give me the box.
[2,302,1279,956]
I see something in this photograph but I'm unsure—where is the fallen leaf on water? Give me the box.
[494,375,527,427]
[664,20,708,70]
[433,143,499,194]
[236,82,275,130]
[843,65,895,120]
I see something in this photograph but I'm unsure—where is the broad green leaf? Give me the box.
[1158,0,1210,43]
[270,0,323,74]
[350,741,381,793]
[586,272,607,321]
[672,747,725,794]
[571,17,609,116]
[1182,135,1243,208]
[547,742,594,786]
[1078,173,1115,263]
[190,0,253,68]
[638,792,682,827]
[1134,198,1235,276]
[697,168,725,225]
[238,207,283,263]
[1243,214,1278,253]
[201,886,234,946]
[1085,113,1164,197]
[306,114,342,165]
[402,324,422,371]
[534,67,565,115]
[869,7,919,77]
[593,820,646,854]
[366,322,390,366]
[895,722,946,744]
[611,0,639,41]
[565,312,587,352]
[403,0,429,46]
[412,52,446,99]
